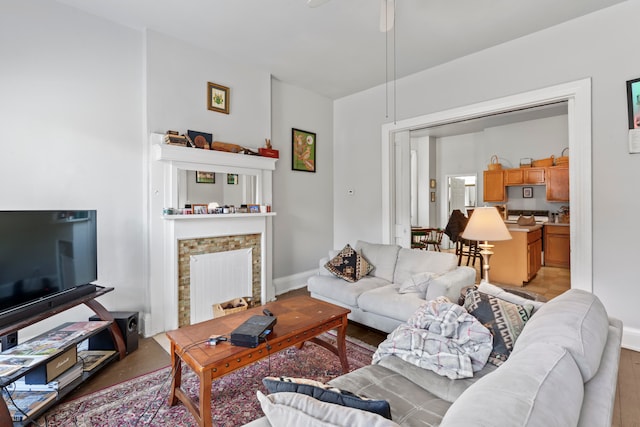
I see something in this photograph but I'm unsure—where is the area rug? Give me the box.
[38,332,376,427]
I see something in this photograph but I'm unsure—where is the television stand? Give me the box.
[0,286,126,426]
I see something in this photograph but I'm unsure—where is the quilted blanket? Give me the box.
[372,301,492,379]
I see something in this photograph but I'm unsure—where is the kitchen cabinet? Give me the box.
[544,224,570,268]
[546,166,569,201]
[489,225,542,286]
[524,168,546,184]
[504,168,545,185]
[483,170,506,202]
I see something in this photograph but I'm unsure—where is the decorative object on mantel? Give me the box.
[487,154,502,170]
[187,130,213,149]
[259,138,280,158]
[207,81,230,114]
[164,131,192,147]
[292,128,316,172]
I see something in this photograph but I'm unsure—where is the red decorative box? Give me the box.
[259,148,279,158]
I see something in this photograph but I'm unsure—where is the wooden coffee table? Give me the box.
[165,295,351,427]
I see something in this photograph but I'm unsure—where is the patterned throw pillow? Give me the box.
[262,377,392,419]
[324,244,374,283]
[463,288,532,366]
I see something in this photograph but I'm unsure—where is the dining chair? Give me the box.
[425,229,444,251]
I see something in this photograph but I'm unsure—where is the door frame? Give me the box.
[381,78,591,292]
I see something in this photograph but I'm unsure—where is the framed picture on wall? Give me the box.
[207,82,230,114]
[196,171,215,184]
[292,128,316,172]
[227,173,238,185]
[523,187,533,198]
[627,77,640,129]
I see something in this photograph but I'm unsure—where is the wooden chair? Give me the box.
[411,229,429,250]
[424,229,444,251]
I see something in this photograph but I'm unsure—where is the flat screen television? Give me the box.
[0,210,98,330]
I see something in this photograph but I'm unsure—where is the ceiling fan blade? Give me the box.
[379,0,395,32]
[306,0,331,7]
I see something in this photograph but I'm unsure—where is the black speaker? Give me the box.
[89,311,139,354]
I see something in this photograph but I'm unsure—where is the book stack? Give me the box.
[164,131,194,147]
[1,389,57,422]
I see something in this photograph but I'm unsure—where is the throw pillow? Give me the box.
[477,282,543,313]
[324,244,374,283]
[398,271,435,296]
[463,288,532,366]
[257,391,400,427]
[262,377,392,419]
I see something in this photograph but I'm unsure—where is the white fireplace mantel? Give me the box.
[145,133,277,335]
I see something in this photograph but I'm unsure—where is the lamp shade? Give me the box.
[461,207,512,242]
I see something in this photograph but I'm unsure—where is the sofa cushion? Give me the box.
[440,342,584,427]
[374,355,497,403]
[308,275,389,307]
[355,241,401,283]
[478,281,544,313]
[328,363,452,426]
[256,391,400,427]
[398,271,437,296]
[463,288,532,366]
[325,244,374,283]
[357,285,427,322]
[262,377,391,419]
[512,289,609,382]
[393,248,458,285]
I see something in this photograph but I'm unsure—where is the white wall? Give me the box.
[271,80,334,289]
[0,1,144,337]
[333,1,640,346]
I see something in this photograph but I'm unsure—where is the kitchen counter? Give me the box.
[489,225,543,286]
[505,223,543,232]
[543,221,570,227]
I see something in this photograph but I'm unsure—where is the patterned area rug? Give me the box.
[39,333,375,427]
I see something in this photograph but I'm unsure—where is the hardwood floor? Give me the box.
[68,284,638,426]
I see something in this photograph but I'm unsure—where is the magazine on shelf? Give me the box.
[0,355,46,368]
[0,364,21,377]
[78,350,116,372]
[1,389,57,422]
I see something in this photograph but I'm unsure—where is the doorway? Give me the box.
[380,78,592,293]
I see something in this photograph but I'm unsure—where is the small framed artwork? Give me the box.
[430,192,436,202]
[248,204,260,213]
[192,204,208,214]
[627,78,640,129]
[227,173,238,185]
[523,187,533,198]
[208,82,229,114]
[429,179,436,189]
[196,171,215,184]
[292,128,316,172]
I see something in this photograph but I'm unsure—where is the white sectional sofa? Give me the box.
[307,241,476,333]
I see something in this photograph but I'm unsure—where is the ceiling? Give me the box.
[55,0,625,100]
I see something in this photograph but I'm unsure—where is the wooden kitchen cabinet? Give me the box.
[544,224,570,268]
[490,226,543,286]
[504,169,523,185]
[546,166,569,201]
[504,167,545,186]
[483,170,506,202]
[524,167,546,184]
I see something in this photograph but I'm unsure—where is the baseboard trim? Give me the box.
[274,269,316,296]
[622,326,640,352]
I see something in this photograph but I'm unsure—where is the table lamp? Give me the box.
[461,207,512,283]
